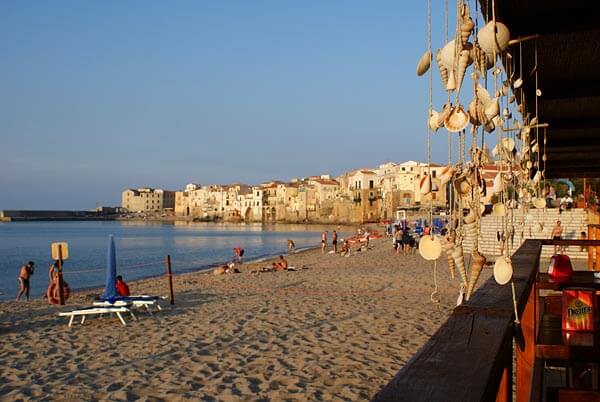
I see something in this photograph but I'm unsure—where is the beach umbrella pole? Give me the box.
[166,255,174,305]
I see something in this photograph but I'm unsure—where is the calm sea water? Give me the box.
[0,221,353,301]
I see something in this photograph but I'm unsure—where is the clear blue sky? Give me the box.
[1,1,458,209]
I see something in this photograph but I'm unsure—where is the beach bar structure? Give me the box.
[374,1,600,401]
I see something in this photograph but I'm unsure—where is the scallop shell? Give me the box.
[437,104,452,127]
[419,235,442,261]
[493,256,513,285]
[417,50,432,76]
[466,251,487,300]
[444,105,469,132]
[477,21,510,61]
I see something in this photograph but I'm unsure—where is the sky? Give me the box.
[1,1,461,209]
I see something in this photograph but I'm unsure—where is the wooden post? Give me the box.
[57,245,65,305]
[516,284,536,402]
[166,255,174,305]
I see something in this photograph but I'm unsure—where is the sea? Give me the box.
[0,221,354,301]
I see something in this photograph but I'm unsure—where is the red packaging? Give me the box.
[562,288,596,332]
[548,254,573,279]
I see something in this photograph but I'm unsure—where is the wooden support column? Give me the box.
[516,284,537,402]
[495,336,513,402]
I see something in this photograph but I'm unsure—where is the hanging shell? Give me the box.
[419,235,442,261]
[456,49,471,91]
[533,197,546,209]
[443,241,456,279]
[468,100,480,125]
[428,110,440,131]
[420,174,432,195]
[417,50,432,76]
[492,203,506,216]
[475,84,492,105]
[460,18,475,47]
[484,98,500,121]
[452,244,468,286]
[513,77,523,89]
[436,50,449,87]
[440,165,455,185]
[454,174,471,195]
[477,21,511,64]
[501,137,516,153]
[492,173,503,195]
[493,256,513,285]
[437,104,452,127]
[464,208,477,224]
[446,69,457,92]
[444,105,469,132]
[466,251,487,300]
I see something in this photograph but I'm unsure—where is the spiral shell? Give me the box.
[466,251,487,300]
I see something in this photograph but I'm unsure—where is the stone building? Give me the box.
[121,188,175,213]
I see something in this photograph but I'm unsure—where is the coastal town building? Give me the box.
[121,188,175,213]
[126,160,449,223]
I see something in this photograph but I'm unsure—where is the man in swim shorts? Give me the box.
[16,261,35,301]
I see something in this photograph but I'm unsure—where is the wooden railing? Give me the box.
[372,239,600,402]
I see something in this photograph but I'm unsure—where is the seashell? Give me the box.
[482,144,493,164]
[446,69,457,92]
[501,137,515,153]
[428,110,440,131]
[420,175,431,195]
[501,81,510,96]
[460,18,474,46]
[468,100,480,125]
[437,104,452,127]
[444,105,469,132]
[530,116,538,126]
[513,77,523,89]
[454,175,471,195]
[443,242,456,279]
[484,98,500,121]
[477,21,510,62]
[502,108,511,119]
[526,160,533,169]
[532,170,542,184]
[492,172,503,195]
[417,50,432,76]
[508,95,515,104]
[452,245,468,285]
[440,40,457,71]
[533,197,546,209]
[475,84,492,105]
[419,235,442,261]
[440,165,455,185]
[536,88,542,97]
[456,49,471,91]
[531,142,539,153]
[492,203,506,216]
[493,256,513,285]
[436,50,449,87]
[466,251,487,300]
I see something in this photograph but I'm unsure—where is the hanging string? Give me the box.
[431,260,441,304]
[511,281,520,324]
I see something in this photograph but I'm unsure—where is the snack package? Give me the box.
[562,288,595,332]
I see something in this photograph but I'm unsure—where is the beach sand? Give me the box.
[0,238,491,401]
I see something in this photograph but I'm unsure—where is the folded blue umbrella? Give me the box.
[101,234,117,300]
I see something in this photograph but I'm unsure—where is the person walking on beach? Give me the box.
[233,247,244,263]
[16,261,35,301]
[321,231,328,254]
[551,220,563,254]
[332,230,338,253]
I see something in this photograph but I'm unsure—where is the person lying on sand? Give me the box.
[272,255,288,271]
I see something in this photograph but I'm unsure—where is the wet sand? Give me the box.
[0,238,490,401]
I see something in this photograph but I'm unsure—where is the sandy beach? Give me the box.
[0,238,491,401]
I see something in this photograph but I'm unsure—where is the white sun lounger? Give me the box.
[93,297,162,314]
[58,305,136,327]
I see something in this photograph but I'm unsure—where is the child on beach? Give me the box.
[16,261,34,301]
[116,275,130,296]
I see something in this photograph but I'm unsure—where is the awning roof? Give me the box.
[481,0,600,178]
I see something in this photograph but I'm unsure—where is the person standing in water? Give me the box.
[321,231,328,254]
[332,230,338,253]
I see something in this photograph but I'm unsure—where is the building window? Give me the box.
[432,170,437,178]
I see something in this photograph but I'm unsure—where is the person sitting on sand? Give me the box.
[16,261,34,301]
[272,255,289,271]
[116,275,130,296]
[340,239,351,256]
[287,239,296,252]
